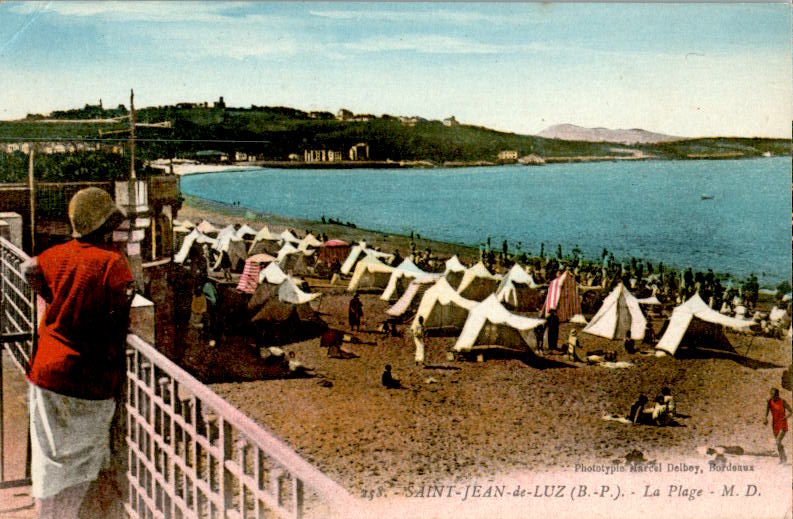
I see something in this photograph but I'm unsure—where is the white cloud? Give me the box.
[343,35,557,55]
[308,8,534,26]
[9,1,244,23]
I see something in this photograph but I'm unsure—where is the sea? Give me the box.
[180,157,792,286]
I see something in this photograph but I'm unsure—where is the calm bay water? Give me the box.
[181,157,791,285]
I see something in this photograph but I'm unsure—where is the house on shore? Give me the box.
[497,150,519,162]
[349,143,370,161]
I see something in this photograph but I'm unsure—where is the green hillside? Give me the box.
[0,104,789,168]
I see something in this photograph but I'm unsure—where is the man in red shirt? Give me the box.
[23,187,133,518]
[764,387,792,464]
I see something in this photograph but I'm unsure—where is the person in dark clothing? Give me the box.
[348,293,364,331]
[545,309,560,351]
[627,395,652,424]
[533,321,545,354]
[623,330,636,354]
[381,365,402,389]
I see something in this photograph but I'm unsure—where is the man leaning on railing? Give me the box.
[21,187,134,519]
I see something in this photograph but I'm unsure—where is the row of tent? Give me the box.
[383,270,759,358]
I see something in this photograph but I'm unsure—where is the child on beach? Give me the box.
[764,388,791,463]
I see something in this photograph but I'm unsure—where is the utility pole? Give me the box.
[27,145,35,254]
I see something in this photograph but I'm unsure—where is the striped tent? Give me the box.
[541,271,581,322]
[236,254,275,294]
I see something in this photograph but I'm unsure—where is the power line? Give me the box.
[0,137,270,144]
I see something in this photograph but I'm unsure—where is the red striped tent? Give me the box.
[541,271,581,322]
[317,239,350,266]
[236,253,275,294]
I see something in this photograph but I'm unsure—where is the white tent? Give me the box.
[496,264,540,311]
[655,293,754,356]
[386,275,440,317]
[380,258,434,301]
[340,243,394,275]
[769,306,788,323]
[211,229,247,271]
[297,233,323,251]
[583,283,646,340]
[259,262,290,285]
[196,220,218,235]
[276,242,300,263]
[570,314,588,325]
[637,296,662,306]
[413,278,478,334]
[347,255,394,293]
[443,255,467,288]
[235,224,258,239]
[173,219,194,229]
[280,229,301,244]
[278,276,320,304]
[456,262,502,302]
[174,229,217,264]
[453,294,545,353]
[248,226,282,255]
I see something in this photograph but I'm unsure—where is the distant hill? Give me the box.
[537,124,680,144]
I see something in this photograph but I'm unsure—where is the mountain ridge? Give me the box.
[537,123,681,145]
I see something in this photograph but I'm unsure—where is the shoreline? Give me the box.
[161,153,784,176]
[179,194,778,289]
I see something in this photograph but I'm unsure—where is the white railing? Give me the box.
[0,236,35,373]
[0,236,35,487]
[124,335,360,519]
[0,237,360,517]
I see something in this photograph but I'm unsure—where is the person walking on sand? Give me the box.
[22,187,134,519]
[348,293,363,332]
[533,320,545,354]
[413,316,426,366]
[545,308,559,352]
[764,388,792,463]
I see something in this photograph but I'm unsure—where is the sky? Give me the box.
[0,1,790,138]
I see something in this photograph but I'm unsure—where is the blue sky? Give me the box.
[0,2,790,137]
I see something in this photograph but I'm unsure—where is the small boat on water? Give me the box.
[701,194,714,200]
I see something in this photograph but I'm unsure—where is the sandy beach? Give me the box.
[173,199,792,517]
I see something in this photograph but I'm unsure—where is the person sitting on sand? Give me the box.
[660,387,676,419]
[287,351,312,376]
[627,395,653,425]
[651,395,672,425]
[381,365,402,389]
[623,331,636,354]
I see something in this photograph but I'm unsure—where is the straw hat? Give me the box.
[68,187,125,238]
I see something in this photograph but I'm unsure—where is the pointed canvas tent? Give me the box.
[211,229,247,272]
[444,255,467,289]
[280,229,301,244]
[174,229,217,264]
[380,258,433,301]
[197,220,218,235]
[236,254,275,294]
[452,294,545,353]
[259,262,290,285]
[341,242,394,275]
[541,272,581,322]
[248,226,282,255]
[413,278,478,334]
[276,242,300,263]
[278,276,321,304]
[583,283,646,340]
[173,219,194,229]
[280,249,316,277]
[496,264,541,311]
[297,233,323,251]
[637,296,662,306]
[235,224,258,239]
[456,262,502,302]
[386,275,440,318]
[347,255,394,293]
[655,293,754,356]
